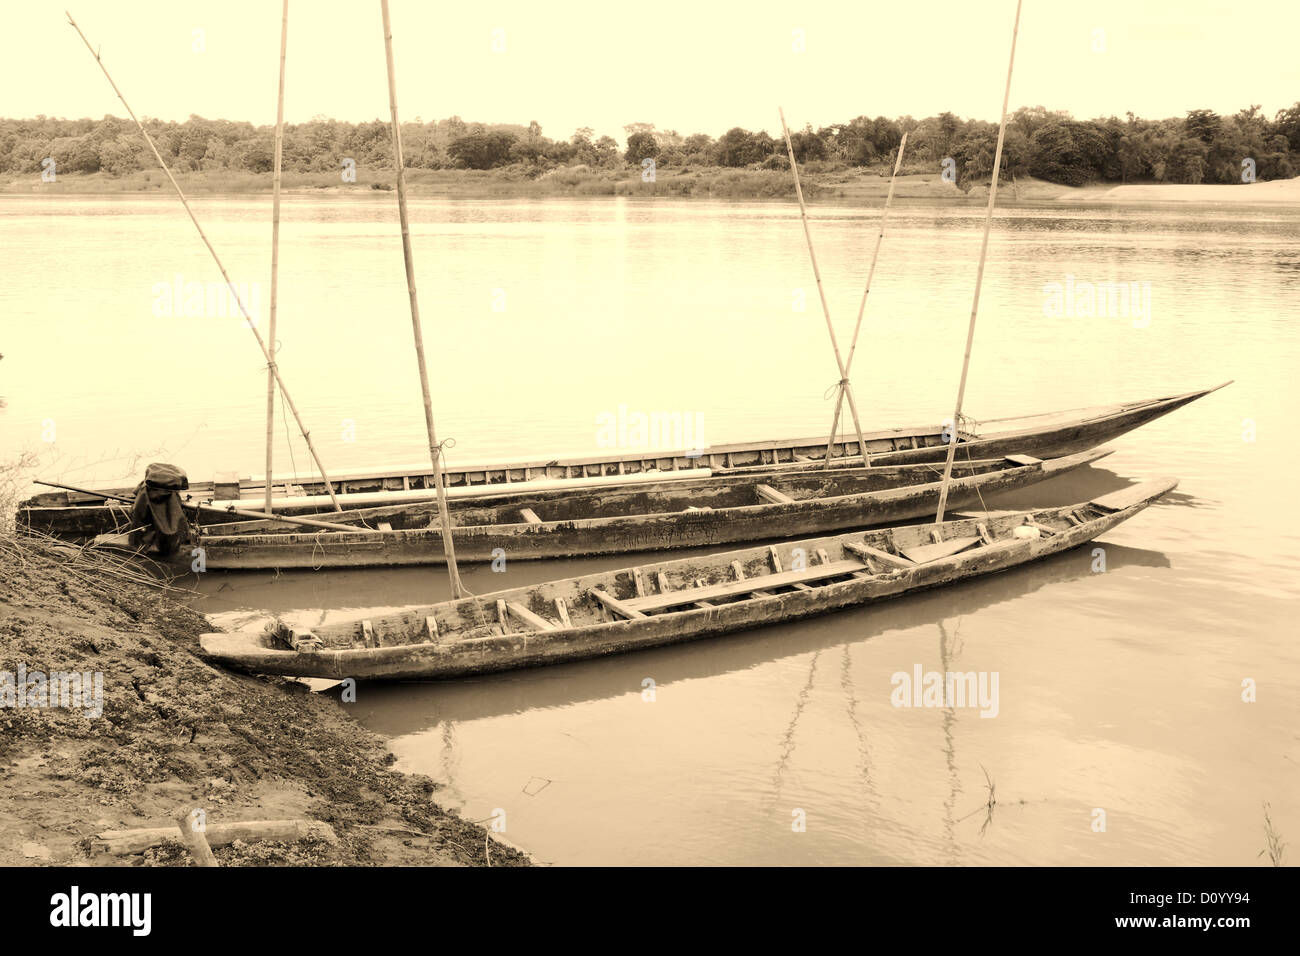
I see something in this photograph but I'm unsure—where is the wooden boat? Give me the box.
[20,383,1226,540]
[198,477,1178,680]
[106,448,1110,570]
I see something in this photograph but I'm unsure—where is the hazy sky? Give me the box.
[6,0,1298,142]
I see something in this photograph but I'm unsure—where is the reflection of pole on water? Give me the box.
[768,649,821,813]
[840,644,876,798]
[938,619,963,863]
[438,720,468,810]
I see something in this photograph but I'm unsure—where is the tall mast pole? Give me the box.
[778,107,870,467]
[380,0,464,597]
[67,11,343,512]
[934,0,1023,522]
[822,131,908,467]
[265,0,289,513]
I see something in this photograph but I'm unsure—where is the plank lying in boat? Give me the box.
[843,541,914,569]
[626,559,866,613]
[898,535,982,564]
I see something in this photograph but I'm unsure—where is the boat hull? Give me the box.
[198,477,1177,680]
[148,448,1108,570]
[18,383,1226,540]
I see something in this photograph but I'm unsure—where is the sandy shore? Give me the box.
[0,535,530,867]
[1071,177,1300,204]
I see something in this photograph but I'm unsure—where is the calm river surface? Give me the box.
[3,194,1296,865]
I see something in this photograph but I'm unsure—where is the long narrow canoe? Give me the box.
[20,383,1226,539]
[198,477,1179,680]
[111,448,1109,570]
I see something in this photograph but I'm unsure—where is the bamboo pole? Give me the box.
[265,0,289,514]
[823,131,909,467]
[380,0,464,598]
[934,0,1023,522]
[778,108,871,468]
[66,11,343,513]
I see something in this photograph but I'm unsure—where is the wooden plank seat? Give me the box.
[623,559,867,614]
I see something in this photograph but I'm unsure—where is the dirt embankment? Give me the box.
[0,537,529,867]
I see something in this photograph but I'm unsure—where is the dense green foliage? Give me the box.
[2,105,1297,185]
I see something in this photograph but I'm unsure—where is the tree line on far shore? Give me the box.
[4,104,1298,186]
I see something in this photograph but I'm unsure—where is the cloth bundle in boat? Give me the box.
[130,463,191,557]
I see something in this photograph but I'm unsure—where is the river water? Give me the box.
[2,194,1296,865]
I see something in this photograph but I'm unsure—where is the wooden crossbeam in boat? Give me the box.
[361,619,377,648]
[378,521,393,532]
[627,559,868,613]
[554,598,572,628]
[755,483,795,505]
[843,541,913,570]
[899,536,982,564]
[732,560,773,597]
[691,578,715,609]
[655,572,671,593]
[520,508,543,525]
[768,546,782,572]
[505,601,557,631]
[977,523,994,546]
[1003,454,1042,466]
[424,616,439,642]
[815,548,830,565]
[496,600,510,632]
[589,588,647,620]
[632,568,649,598]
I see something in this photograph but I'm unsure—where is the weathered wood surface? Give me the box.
[97,819,338,856]
[198,477,1178,681]
[173,808,218,866]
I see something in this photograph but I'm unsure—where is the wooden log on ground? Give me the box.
[173,809,218,867]
[97,819,339,856]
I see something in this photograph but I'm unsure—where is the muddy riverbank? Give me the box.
[0,534,529,867]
